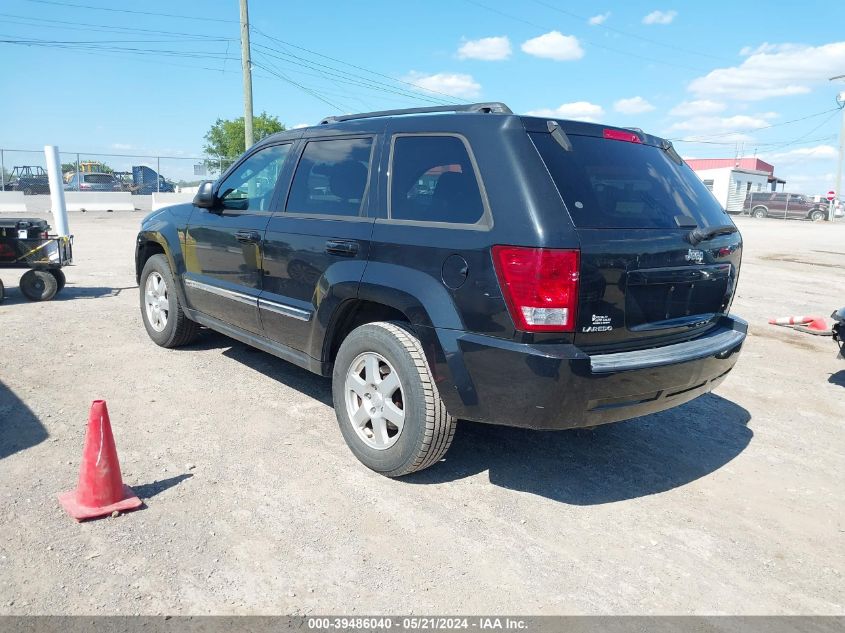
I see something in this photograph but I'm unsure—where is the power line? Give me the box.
[0,37,235,61]
[251,59,346,113]
[0,12,232,40]
[251,42,455,107]
[463,0,708,73]
[669,107,841,142]
[251,28,469,104]
[13,1,465,107]
[529,0,732,63]
[21,0,235,23]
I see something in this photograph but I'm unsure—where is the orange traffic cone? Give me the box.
[58,400,142,521]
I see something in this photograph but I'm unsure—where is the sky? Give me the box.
[1,0,844,192]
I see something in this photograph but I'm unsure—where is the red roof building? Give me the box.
[685,158,775,175]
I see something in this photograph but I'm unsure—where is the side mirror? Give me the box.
[193,181,216,209]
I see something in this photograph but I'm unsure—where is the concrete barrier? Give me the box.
[0,191,28,213]
[64,192,136,212]
[152,192,195,211]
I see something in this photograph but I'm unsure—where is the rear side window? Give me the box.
[531,133,729,229]
[287,137,373,216]
[390,135,485,224]
[84,174,114,184]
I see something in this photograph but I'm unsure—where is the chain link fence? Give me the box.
[0,148,237,197]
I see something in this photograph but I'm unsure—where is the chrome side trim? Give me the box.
[258,298,312,322]
[184,278,257,307]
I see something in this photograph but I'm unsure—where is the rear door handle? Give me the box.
[236,230,262,244]
[325,240,359,257]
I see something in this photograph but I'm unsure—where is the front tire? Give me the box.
[20,270,58,301]
[139,254,199,348]
[332,321,456,477]
[810,209,826,222]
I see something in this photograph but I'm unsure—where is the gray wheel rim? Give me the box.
[344,351,405,450]
[144,271,169,332]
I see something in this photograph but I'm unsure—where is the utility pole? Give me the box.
[240,0,254,151]
[830,75,845,222]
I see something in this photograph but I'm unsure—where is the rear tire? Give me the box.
[332,321,456,477]
[751,207,767,218]
[19,270,58,301]
[49,268,66,292]
[0,279,5,303]
[139,254,199,348]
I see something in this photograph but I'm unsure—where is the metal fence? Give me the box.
[0,148,238,195]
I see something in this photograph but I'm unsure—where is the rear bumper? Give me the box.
[421,316,746,430]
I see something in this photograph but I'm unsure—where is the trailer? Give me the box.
[1,166,51,195]
[0,218,73,302]
[130,165,175,194]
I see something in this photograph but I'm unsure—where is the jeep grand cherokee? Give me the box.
[135,102,746,477]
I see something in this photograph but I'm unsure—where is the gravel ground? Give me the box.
[0,211,843,615]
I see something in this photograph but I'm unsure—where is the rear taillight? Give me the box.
[492,246,580,332]
[603,128,642,144]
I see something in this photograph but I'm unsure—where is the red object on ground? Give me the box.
[768,315,816,326]
[803,317,830,332]
[58,400,142,521]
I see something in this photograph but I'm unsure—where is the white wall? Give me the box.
[0,191,28,213]
[693,168,732,208]
[692,167,769,212]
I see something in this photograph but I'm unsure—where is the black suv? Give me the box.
[136,102,746,477]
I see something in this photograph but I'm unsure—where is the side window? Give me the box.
[390,135,485,224]
[286,137,373,216]
[217,144,291,212]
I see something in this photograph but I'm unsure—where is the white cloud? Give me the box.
[768,145,838,162]
[668,112,778,140]
[525,101,605,122]
[774,170,836,196]
[457,36,511,61]
[402,71,482,98]
[521,31,584,61]
[588,12,610,26]
[689,41,845,101]
[613,96,655,114]
[739,42,802,57]
[111,143,134,150]
[642,10,677,25]
[669,99,726,117]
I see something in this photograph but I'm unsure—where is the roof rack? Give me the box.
[319,102,512,125]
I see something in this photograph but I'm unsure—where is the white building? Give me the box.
[686,158,786,213]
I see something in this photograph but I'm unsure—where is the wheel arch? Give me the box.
[135,237,166,283]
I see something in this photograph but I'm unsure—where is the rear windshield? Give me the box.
[84,174,114,184]
[530,132,729,229]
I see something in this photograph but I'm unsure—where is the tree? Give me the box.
[203,112,285,160]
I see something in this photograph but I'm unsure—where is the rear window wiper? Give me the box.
[661,139,684,165]
[547,120,573,151]
[687,224,738,245]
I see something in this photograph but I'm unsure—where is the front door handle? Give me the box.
[236,230,261,244]
[325,239,359,257]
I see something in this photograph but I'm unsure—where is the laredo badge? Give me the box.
[583,314,613,332]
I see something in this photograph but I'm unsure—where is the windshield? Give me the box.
[530,132,730,229]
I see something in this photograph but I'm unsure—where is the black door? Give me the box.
[184,143,292,334]
[260,136,377,351]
